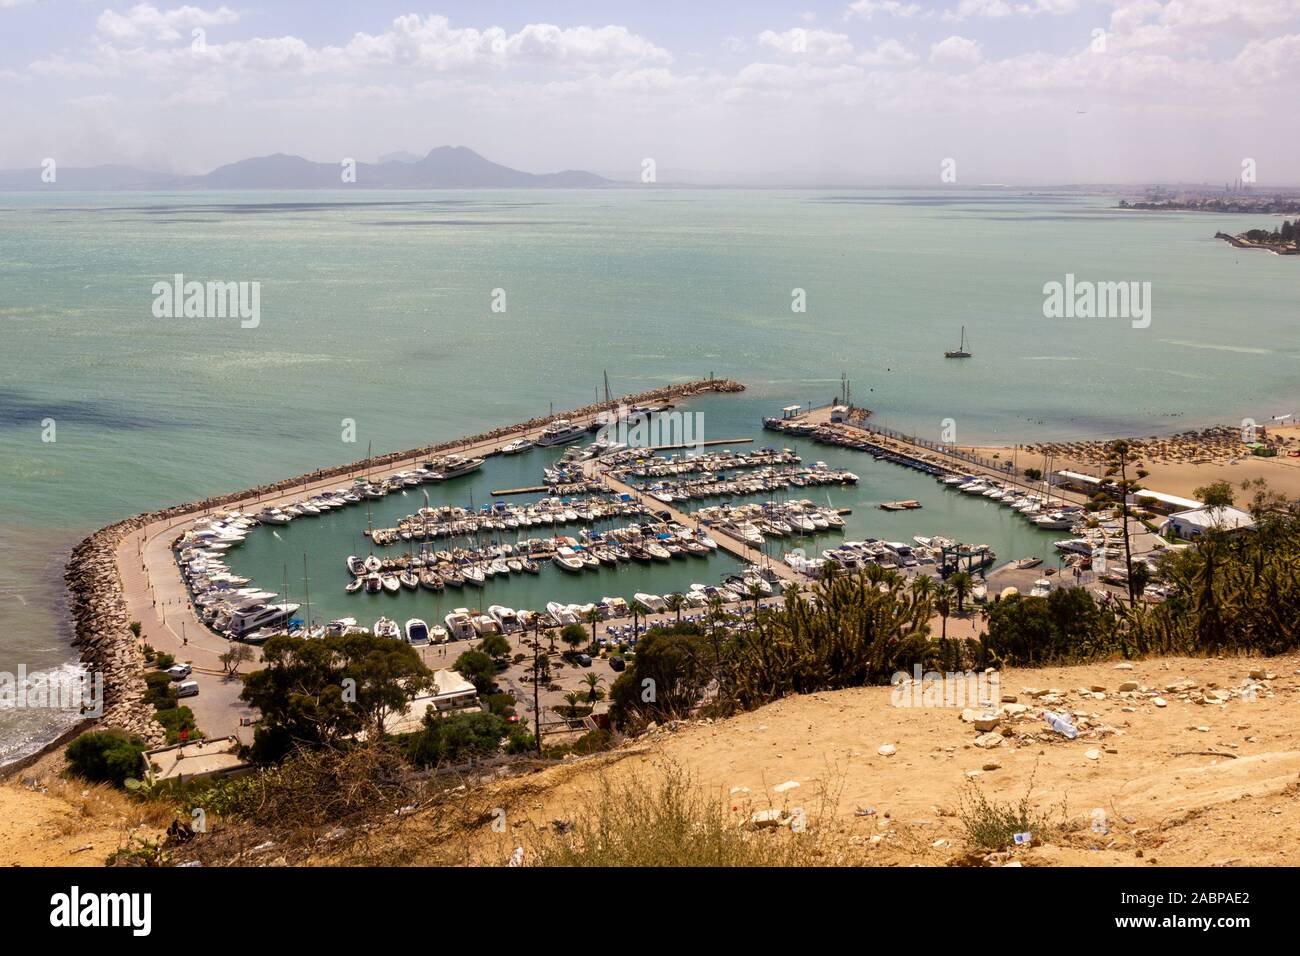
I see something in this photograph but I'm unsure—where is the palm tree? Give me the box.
[747,581,766,619]
[949,571,974,614]
[1104,439,1149,609]
[934,581,954,640]
[582,672,605,703]
[561,691,583,720]
[665,592,686,624]
[585,607,602,651]
[705,594,728,671]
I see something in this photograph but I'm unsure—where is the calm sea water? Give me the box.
[3,188,1296,763]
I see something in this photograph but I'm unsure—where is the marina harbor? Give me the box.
[170,392,1168,662]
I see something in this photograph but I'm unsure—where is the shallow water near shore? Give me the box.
[3,187,1296,763]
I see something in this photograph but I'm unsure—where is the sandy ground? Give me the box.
[0,750,165,867]
[5,653,1298,867]
[965,421,1300,502]
[459,653,1300,867]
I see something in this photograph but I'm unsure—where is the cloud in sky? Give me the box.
[3,1,1300,183]
[929,34,983,64]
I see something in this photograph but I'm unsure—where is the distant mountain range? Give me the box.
[0,146,615,190]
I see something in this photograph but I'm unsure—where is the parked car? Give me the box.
[175,680,200,698]
[609,656,626,672]
[166,664,192,681]
[577,653,592,667]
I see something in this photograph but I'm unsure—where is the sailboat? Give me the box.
[944,326,972,359]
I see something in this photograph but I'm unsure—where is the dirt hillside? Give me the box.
[5,654,1298,867]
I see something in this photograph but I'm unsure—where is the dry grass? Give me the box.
[956,770,1068,852]
[527,760,867,867]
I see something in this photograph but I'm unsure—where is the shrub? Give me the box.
[402,711,507,767]
[66,730,147,787]
[142,671,176,709]
[154,706,202,744]
[957,775,1064,851]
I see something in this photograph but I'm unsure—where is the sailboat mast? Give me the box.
[302,552,311,631]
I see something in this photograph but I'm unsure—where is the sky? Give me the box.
[2,0,1299,184]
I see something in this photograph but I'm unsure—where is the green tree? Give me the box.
[609,625,713,729]
[665,592,686,624]
[560,623,587,655]
[477,632,511,665]
[453,649,498,694]
[582,672,606,703]
[949,571,974,614]
[934,582,954,640]
[1104,439,1149,608]
[403,711,507,767]
[561,691,585,720]
[66,730,147,787]
[219,643,255,678]
[240,632,432,761]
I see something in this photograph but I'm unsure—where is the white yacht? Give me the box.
[633,592,667,613]
[225,602,299,638]
[535,419,587,447]
[553,547,585,572]
[443,609,477,641]
[325,617,362,637]
[425,455,484,480]
[501,439,533,455]
[405,618,430,645]
[546,601,578,624]
[373,617,401,640]
[488,605,519,633]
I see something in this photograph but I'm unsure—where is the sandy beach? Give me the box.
[961,421,1300,503]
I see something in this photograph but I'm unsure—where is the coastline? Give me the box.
[36,379,1300,767]
[52,378,745,759]
[1214,231,1299,256]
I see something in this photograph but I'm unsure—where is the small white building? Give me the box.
[144,736,250,783]
[1159,507,1255,540]
[1131,489,1204,515]
[383,669,482,735]
[829,405,849,423]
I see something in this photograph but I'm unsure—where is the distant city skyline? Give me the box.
[3,1,1300,185]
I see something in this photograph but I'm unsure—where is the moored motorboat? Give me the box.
[405,618,430,645]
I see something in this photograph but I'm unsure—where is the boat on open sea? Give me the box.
[944,326,972,359]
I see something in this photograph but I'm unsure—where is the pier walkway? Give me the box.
[583,460,810,589]
[113,386,751,739]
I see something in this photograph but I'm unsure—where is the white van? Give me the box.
[166,664,192,681]
[176,680,200,698]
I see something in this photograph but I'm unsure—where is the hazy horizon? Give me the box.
[3,1,1300,186]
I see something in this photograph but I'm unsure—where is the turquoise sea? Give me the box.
[3,188,1297,763]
